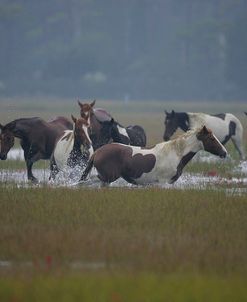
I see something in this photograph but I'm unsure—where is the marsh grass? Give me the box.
[0,187,247,300]
[0,187,247,273]
[1,273,247,302]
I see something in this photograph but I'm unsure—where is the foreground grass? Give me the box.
[0,187,246,272]
[1,273,247,302]
[0,187,247,300]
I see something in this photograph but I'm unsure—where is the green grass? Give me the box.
[1,273,247,302]
[0,187,246,272]
[0,187,247,301]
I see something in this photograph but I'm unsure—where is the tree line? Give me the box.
[0,0,246,101]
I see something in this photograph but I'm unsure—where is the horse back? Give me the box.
[126,125,147,147]
[48,116,73,131]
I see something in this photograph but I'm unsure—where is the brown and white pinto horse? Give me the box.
[0,116,73,182]
[80,126,227,186]
[50,115,93,180]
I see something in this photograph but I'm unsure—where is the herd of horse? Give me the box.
[0,100,245,186]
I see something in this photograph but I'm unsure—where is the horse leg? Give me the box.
[49,155,59,180]
[229,120,245,160]
[122,174,138,185]
[231,136,245,160]
[20,141,38,183]
[26,151,44,183]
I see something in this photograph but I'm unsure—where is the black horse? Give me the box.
[78,100,146,149]
[163,110,245,160]
[0,116,73,182]
[111,122,146,147]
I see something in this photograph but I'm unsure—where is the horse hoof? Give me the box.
[29,177,38,184]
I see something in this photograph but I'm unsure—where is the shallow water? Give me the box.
[2,149,247,195]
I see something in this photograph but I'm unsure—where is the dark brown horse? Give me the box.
[79,100,115,150]
[78,100,146,149]
[0,116,73,182]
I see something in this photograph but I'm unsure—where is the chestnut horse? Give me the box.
[163,110,245,160]
[50,115,93,180]
[0,116,72,182]
[78,100,146,149]
[80,126,227,186]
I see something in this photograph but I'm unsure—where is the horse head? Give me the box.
[71,115,92,151]
[78,99,96,119]
[77,100,115,150]
[0,122,15,160]
[196,126,227,158]
[163,110,178,141]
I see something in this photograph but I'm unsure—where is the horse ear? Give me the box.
[199,125,209,136]
[78,100,83,109]
[90,100,96,108]
[71,114,77,123]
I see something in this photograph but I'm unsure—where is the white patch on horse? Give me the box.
[117,125,129,138]
[54,130,74,170]
[82,124,93,155]
[189,113,233,141]
[128,130,206,184]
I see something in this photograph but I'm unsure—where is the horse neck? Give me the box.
[72,126,81,151]
[162,131,202,158]
[178,112,190,131]
[111,122,121,141]
[188,113,205,129]
[7,119,29,139]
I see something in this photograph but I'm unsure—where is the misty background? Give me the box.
[0,0,246,102]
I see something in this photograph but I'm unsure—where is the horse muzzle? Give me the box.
[0,154,7,160]
[219,150,227,159]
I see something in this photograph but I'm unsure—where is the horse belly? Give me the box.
[94,157,122,183]
[123,152,156,184]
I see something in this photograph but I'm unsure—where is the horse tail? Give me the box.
[80,153,95,181]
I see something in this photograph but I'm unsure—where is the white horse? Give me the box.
[163,111,245,160]
[80,126,227,186]
[50,115,93,180]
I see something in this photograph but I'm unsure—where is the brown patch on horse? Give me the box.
[93,144,156,184]
[125,152,156,179]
